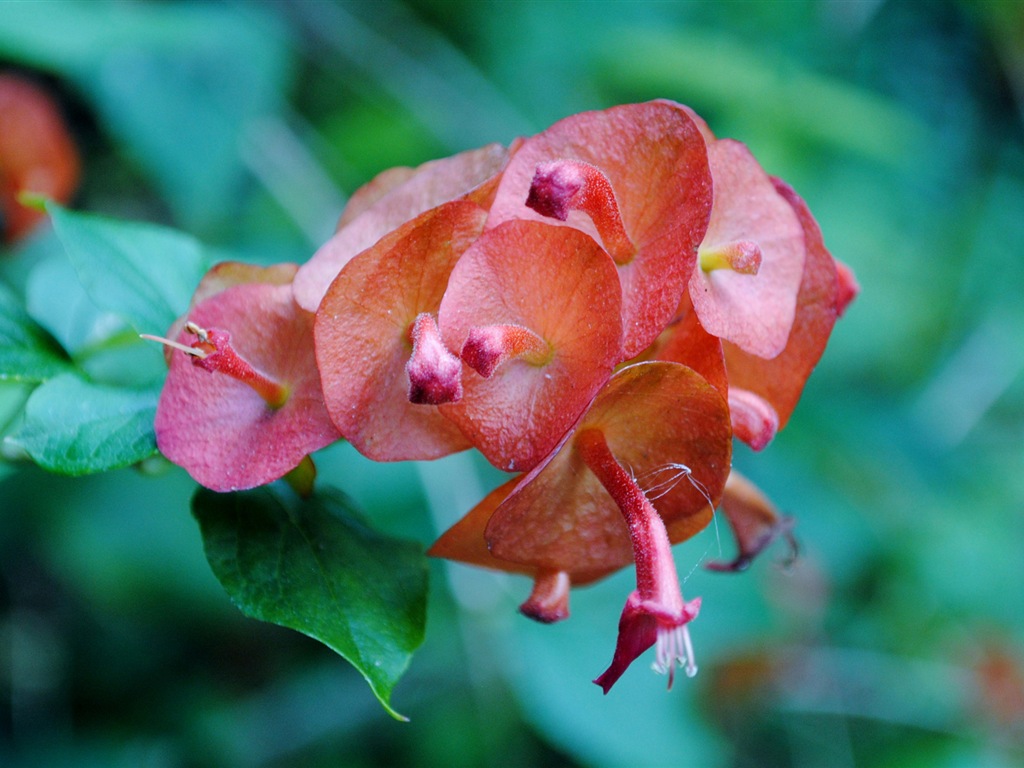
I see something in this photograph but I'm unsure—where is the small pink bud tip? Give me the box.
[728,388,779,451]
[699,239,763,275]
[526,161,585,221]
[406,313,463,405]
[834,258,859,317]
[525,159,636,265]
[461,323,550,378]
[519,569,571,624]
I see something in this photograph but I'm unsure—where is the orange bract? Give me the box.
[489,101,714,357]
[438,219,623,472]
[0,74,79,243]
[294,143,510,312]
[314,200,488,461]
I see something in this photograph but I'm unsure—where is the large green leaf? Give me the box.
[0,280,72,382]
[6,372,158,474]
[46,203,210,336]
[192,486,428,721]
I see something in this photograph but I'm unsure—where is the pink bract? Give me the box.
[154,279,338,492]
[690,139,806,359]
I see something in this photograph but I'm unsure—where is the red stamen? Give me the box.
[142,323,290,408]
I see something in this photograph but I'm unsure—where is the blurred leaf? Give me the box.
[599,28,928,165]
[6,372,158,474]
[46,203,210,336]
[0,0,294,229]
[0,279,72,382]
[192,485,429,721]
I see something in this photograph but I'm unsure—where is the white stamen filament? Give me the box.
[653,624,698,689]
[139,333,207,358]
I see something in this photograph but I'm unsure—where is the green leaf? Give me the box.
[7,372,158,474]
[0,280,73,382]
[25,252,127,357]
[192,486,428,721]
[46,203,210,336]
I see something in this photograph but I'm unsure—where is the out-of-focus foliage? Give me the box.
[1,1,1022,766]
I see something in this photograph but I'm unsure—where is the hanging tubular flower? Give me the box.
[293,142,510,312]
[0,74,79,243]
[150,268,339,492]
[437,219,623,473]
[576,427,703,693]
[432,361,732,689]
[314,200,487,461]
[487,100,714,357]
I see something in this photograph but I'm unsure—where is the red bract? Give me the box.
[437,219,623,472]
[153,269,338,492]
[293,143,510,312]
[488,101,713,357]
[0,74,79,243]
[314,200,487,461]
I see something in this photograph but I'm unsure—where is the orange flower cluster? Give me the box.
[152,101,857,690]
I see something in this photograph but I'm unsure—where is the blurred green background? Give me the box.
[2,0,1023,766]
